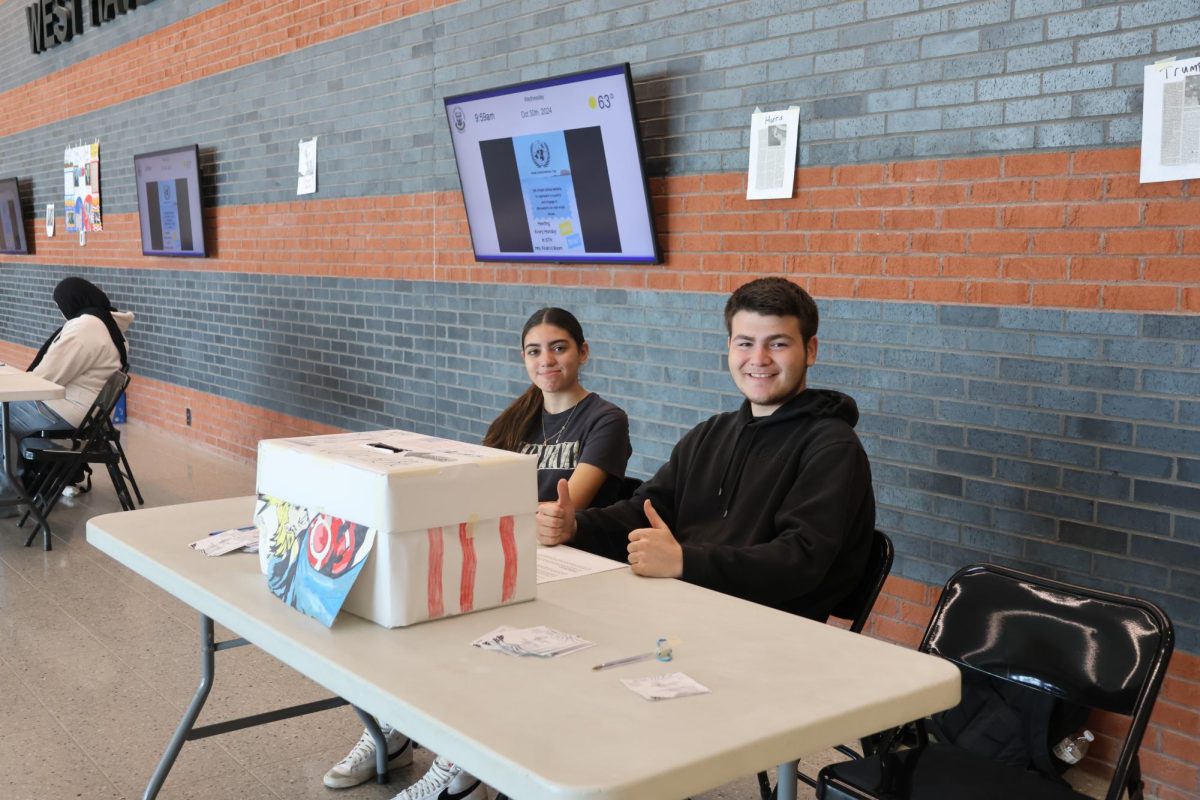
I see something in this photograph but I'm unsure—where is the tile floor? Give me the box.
[0,423,1104,800]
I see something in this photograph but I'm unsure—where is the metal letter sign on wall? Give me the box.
[26,0,155,55]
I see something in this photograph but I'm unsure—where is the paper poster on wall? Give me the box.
[63,142,102,232]
[746,106,800,200]
[1140,56,1200,184]
[45,204,55,237]
[297,137,317,195]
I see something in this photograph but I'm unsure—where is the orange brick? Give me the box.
[1032,283,1101,308]
[884,208,937,229]
[702,253,741,272]
[855,277,909,299]
[1071,147,1140,174]
[1003,205,1066,227]
[1138,752,1200,794]
[970,231,1030,253]
[744,254,785,274]
[1033,231,1102,254]
[1105,175,1186,199]
[911,232,965,253]
[912,279,967,302]
[1070,256,1140,282]
[760,233,807,253]
[720,233,762,251]
[834,163,885,185]
[970,179,1034,203]
[942,255,1000,277]
[1102,285,1178,311]
[1161,730,1200,763]
[943,206,998,229]
[788,210,834,230]
[859,232,908,253]
[795,165,834,188]
[1146,199,1200,226]
[1004,152,1070,177]
[809,232,856,252]
[832,254,882,275]
[1034,177,1104,202]
[1152,700,1200,736]
[702,172,744,192]
[1004,256,1067,280]
[808,276,857,297]
[1185,288,1200,312]
[834,209,883,229]
[808,187,859,208]
[890,160,939,182]
[1067,202,1143,227]
[943,156,1001,181]
[1163,675,1200,707]
[1105,230,1178,255]
[869,616,925,649]
[858,186,909,206]
[971,281,1030,305]
[785,254,833,274]
[1186,230,1200,253]
[885,254,940,276]
[912,183,968,205]
[680,273,723,292]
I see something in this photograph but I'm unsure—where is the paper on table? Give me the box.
[621,672,711,701]
[536,545,626,583]
[473,625,594,657]
[190,526,259,556]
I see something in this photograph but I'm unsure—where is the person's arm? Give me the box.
[30,319,104,388]
[565,462,609,510]
[568,406,631,509]
[679,440,871,607]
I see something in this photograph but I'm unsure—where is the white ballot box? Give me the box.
[255,430,537,627]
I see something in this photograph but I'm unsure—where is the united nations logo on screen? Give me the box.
[452,107,466,132]
[530,140,551,168]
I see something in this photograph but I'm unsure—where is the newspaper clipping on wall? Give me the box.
[1140,55,1200,184]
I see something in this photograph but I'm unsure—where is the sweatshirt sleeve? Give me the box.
[679,438,870,607]
[30,318,105,388]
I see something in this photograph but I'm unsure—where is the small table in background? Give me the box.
[0,364,66,548]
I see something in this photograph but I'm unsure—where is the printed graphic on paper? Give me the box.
[255,496,376,627]
[1140,56,1200,183]
[63,143,102,233]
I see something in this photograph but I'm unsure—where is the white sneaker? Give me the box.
[390,757,486,800]
[323,725,413,789]
[61,485,80,498]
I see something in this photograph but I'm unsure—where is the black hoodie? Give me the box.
[574,388,875,621]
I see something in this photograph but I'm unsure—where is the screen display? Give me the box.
[444,64,661,264]
[133,144,207,257]
[0,177,29,255]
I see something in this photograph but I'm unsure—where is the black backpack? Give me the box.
[927,668,1091,781]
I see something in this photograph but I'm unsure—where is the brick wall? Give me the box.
[1,1,1197,795]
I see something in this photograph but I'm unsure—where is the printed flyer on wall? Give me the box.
[63,142,102,233]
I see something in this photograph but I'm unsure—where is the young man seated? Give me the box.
[538,276,876,623]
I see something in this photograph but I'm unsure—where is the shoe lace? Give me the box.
[337,731,379,769]
[398,759,456,798]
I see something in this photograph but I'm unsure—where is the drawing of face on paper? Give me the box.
[255,496,376,627]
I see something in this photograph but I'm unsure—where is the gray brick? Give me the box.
[1178,458,1200,484]
[886,62,931,87]
[813,94,866,119]
[865,38,921,66]
[1092,553,1167,587]
[1102,338,1177,366]
[973,126,1036,150]
[921,30,981,59]
[1047,6,1120,39]
[1006,40,1076,71]
[1030,438,1097,467]
[1098,503,1170,536]
[982,19,1045,50]
[887,109,943,132]
[1131,533,1200,565]
[1099,448,1174,479]
[1025,539,1092,572]
[815,49,866,74]
[1077,30,1154,62]
[1059,521,1129,554]
[968,429,1029,456]
[1043,64,1115,93]
[1157,19,1200,51]
[1144,314,1200,341]
[940,400,996,425]
[894,10,947,38]
[909,468,964,496]
[1029,490,1094,521]
[944,102,1004,128]
[941,51,1006,79]
[970,379,1030,405]
[1101,394,1175,423]
[1065,311,1140,337]
[917,82,975,107]
[1182,401,1200,426]
[1000,358,1063,384]
[937,449,995,476]
[867,0,918,17]
[1136,425,1200,454]
[934,495,993,525]
[978,73,1042,101]
[940,305,1000,327]
[839,20,894,47]
[1005,95,1073,123]
[1062,469,1132,500]
[1143,369,1200,398]
[1064,415,1134,446]
[996,509,1057,538]
[1014,0,1084,18]
[965,479,1026,507]
[997,458,1060,486]
[1036,121,1106,147]
[1031,387,1098,413]
[1135,480,1200,513]
[1174,515,1200,543]
[1107,117,1145,143]
[1068,363,1136,391]
[940,353,999,377]
[1000,308,1065,332]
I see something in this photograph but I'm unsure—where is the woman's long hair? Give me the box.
[483,308,586,453]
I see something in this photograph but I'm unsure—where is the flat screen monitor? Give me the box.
[0,177,29,255]
[444,63,661,264]
[133,144,207,257]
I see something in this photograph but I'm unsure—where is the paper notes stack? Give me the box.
[473,625,594,657]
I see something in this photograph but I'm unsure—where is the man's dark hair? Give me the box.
[723,277,819,341]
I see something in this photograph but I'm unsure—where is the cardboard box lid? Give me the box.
[256,430,537,531]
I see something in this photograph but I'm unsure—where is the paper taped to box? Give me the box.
[255,430,537,627]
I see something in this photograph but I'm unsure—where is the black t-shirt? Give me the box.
[519,393,631,507]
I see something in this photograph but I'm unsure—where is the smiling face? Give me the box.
[523,323,589,396]
[727,311,818,416]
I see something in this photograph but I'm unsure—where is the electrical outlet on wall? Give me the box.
[186,408,192,426]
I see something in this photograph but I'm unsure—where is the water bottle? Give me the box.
[1052,729,1094,765]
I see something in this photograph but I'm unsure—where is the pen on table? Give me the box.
[592,652,655,671]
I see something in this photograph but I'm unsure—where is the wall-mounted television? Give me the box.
[0,177,29,255]
[443,63,661,264]
[133,144,207,257]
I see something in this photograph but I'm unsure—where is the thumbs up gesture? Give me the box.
[627,499,683,578]
[536,478,577,546]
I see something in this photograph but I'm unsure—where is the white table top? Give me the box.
[0,365,65,402]
[87,497,960,800]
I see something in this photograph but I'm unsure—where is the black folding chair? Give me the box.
[18,371,135,550]
[29,375,143,506]
[816,564,1174,800]
[759,529,895,800]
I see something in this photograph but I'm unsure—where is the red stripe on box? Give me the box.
[427,527,444,619]
[459,522,477,613]
[499,515,517,602]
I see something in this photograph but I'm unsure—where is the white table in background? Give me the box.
[87,496,960,800]
[0,365,65,547]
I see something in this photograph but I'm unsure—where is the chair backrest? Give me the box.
[75,371,130,446]
[829,529,894,632]
[921,564,1173,800]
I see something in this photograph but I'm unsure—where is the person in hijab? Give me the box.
[5,277,134,485]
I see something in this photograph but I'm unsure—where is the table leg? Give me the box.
[352,705,392,784]
[144,614,217,800]
[775,760,798,800]
[0,401,54,550]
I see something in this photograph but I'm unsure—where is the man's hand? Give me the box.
[627,500,683,578]
[536,479,576,546]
